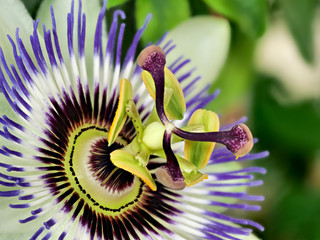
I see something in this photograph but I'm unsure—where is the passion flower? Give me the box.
[0,0,268,239]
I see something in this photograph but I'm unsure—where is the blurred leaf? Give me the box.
[107,0,129,9]
[21,0,42,18]
[252,75,320,154]
[207,28,255,112]
[202,0,268,38]
[135,0,190,45]
[267,187,320,240]
[279,0,316,63]
[188,0,211,15]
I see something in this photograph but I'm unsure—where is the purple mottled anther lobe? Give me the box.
[137,45,168,123]
[155,165,185,190]
[227,124,250,153]
[140,52,166,82]
[137,45,166,71]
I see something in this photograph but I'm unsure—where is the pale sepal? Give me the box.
[0,186,43,239]
[0,0,35,66]
[165,16,231,91]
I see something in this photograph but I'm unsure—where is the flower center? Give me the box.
[64,125,143,212]
[89,138,134,191]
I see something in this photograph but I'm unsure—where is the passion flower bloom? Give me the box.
[0,0,269,239]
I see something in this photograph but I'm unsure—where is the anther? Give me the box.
[231,124,253,158]
[155,165,186,190]
[155,130,185,190]
[137,45,168,124]
[173,124,253,158]
[137,45,166,74]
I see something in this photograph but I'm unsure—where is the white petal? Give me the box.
[0,0,34,65]
[0,186,43,239]
[165,16,230,89]
[0,0,46,124]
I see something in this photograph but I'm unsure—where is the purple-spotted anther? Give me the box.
[0,0,268,239]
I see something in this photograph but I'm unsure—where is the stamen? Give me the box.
[125,100,144,142]
[155,130,185,190]
[137,45,168,123]
[173,123,253,158]
[137,46,254,159]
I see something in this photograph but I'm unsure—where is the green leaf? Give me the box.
[268,186,320,240]
[252,75,320,154]
[188,0,211,15]
[278,0,316,63]
[202,0,268,38]
[135,0,191,44]
[107,0,129,9]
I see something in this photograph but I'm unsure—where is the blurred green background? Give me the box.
[21,0,320,239]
